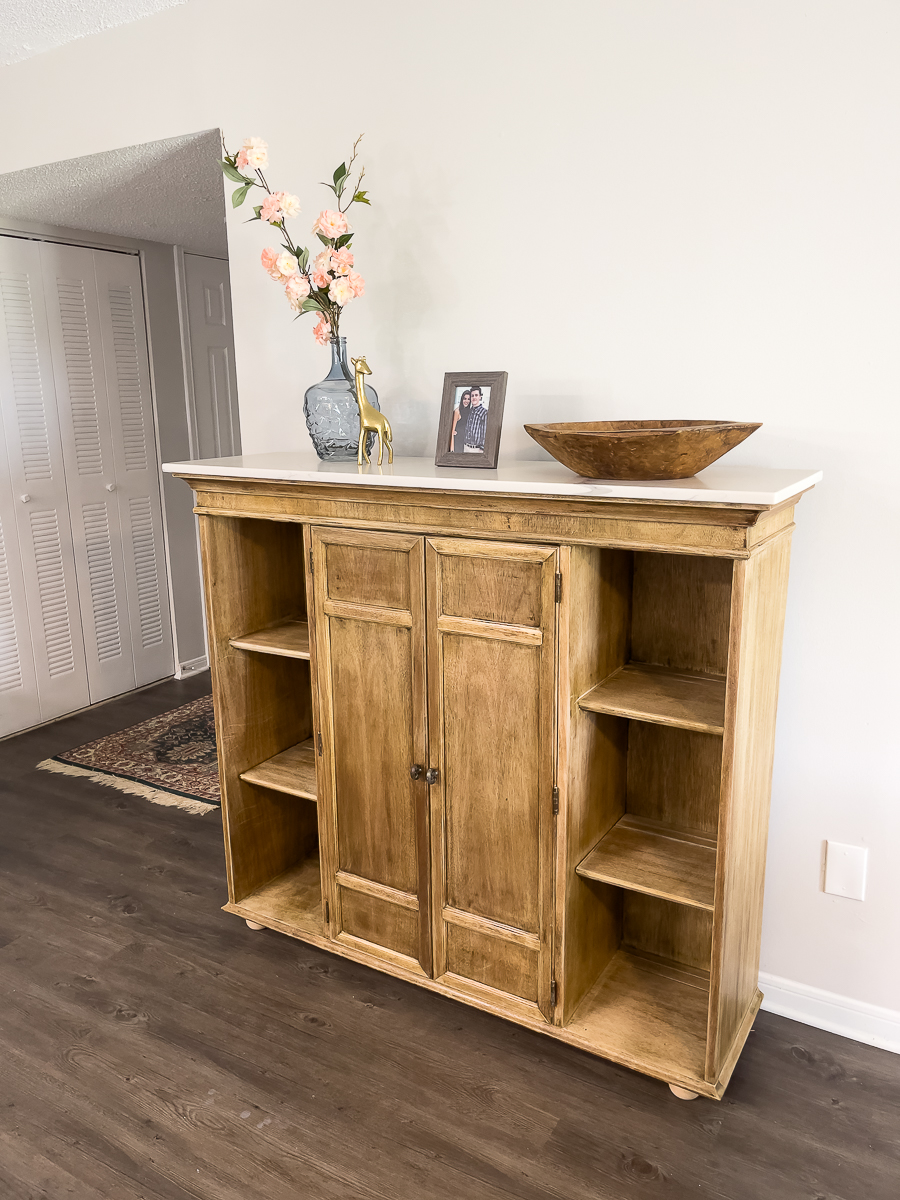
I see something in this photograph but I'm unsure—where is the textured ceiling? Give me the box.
[0,0,189,65]
[0,129,229,257]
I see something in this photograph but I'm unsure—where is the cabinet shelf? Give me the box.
[567,949,710,1084]
[240,739,317,800]
[578,663,726,734]
[230,619,311,660]
[233,859,323,938]
[576,815,717,910]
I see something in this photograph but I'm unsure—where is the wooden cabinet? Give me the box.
[178,460,817,1101]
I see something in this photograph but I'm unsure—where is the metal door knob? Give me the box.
[20,494,30,503]
[425,767,439,785]
[105,483,116,492]
[410,764,423,780]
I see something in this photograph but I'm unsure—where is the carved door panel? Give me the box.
[425,537,558,1021]
[311,527,432,976]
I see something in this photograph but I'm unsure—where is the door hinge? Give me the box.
[550,979,557,1008]
[316,730,323,756]
[324,899,330,924]
[552,785,559,816]
[555,572,562,603]
[309,547,314,575]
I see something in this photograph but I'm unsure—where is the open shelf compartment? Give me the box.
[578,663,726,734]
[232,855,323,940]
[576,814,716,910]
[567,949,710,1084]
[230,619,311,660]
[240,738,317,800]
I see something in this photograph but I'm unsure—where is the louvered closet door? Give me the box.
[0,411,40,734]
[40,242,136,702]
[0,236,90,723]
[91,249,173,688]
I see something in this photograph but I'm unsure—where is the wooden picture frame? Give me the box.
[434,371,508,468]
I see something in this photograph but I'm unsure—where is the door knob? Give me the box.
[105,483,116,492]
[425,767,439,785]
[20,494,30,503]
[410,764,423,780]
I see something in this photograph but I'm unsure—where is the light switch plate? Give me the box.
[824,841,868,900]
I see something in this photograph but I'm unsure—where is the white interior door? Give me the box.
[92,248,173,689]
[0,236,90,724]
[40,241,136,702]
[183,253,240,458]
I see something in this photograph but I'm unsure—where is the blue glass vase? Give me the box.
[303,336,379,461]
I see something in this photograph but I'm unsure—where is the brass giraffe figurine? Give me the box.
[351,355,393,466]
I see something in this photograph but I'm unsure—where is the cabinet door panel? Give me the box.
[426,537,558,1021]
[312,527,431,975]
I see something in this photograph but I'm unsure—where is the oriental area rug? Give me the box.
[37,695,220,815]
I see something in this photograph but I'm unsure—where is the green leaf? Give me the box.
[297,247,309,271]
[253,205,262,219]
[319,182,338,196]
[222,162,250,184]
[316,232,332,247]
[232,183,253,208]
[334,232,354,250]
[353,190,371,205]
[333,162,348,186]
[300,297,323,314]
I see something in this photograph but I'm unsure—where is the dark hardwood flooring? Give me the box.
[0,674,897,1200]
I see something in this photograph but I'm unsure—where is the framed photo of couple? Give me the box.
[434,371,508,469]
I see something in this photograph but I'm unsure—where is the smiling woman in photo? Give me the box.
[450,389,471,453]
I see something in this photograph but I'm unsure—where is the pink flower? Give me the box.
[328,276,353,306]
[260,247,282,280]
[280,193,301,218]
[313,249,333,276]
[348,271,365,298]
[313,315,331,345]
[331,246,354,276]
[311,270,331,290]
[312,209,350,240]
[241,136,268,169]
[285,274,311,310]
[236,149,250,170]
[260,192,284,223]
[275,250,299,278]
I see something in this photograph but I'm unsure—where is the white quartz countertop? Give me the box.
[163,453,822,506]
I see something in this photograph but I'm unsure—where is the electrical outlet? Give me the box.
[824,842,868,901]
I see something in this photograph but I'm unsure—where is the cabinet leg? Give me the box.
[245,919,265,931]
[668,1083,700,1100]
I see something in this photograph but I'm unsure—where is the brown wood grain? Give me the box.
[576,815,717,910]
[229,619,311,659]
[623,893,713,972]
[631,552,734,675]
[707,531,794,1080]
[555,546,632,1024]
[627,723,723,837]
[239,738,317,800]
[579,662,726,734]
[427,537,557,1020]
[312,527,432,975]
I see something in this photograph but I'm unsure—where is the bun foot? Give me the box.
[245,919,265,931]
[669,1083,700,1100]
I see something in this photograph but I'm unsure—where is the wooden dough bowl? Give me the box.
[524,420,762,481]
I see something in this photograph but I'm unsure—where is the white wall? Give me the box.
[1,0,897,1036]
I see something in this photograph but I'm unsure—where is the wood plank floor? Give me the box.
[1,674,897,1200]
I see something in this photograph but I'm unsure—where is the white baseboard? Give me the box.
[759,971,900,1054]
[175,654,209,679]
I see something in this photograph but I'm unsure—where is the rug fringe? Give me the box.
[36,759,218,816]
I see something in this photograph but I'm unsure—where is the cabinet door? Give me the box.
[311,527,431,975]
[426,537,558,1021]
